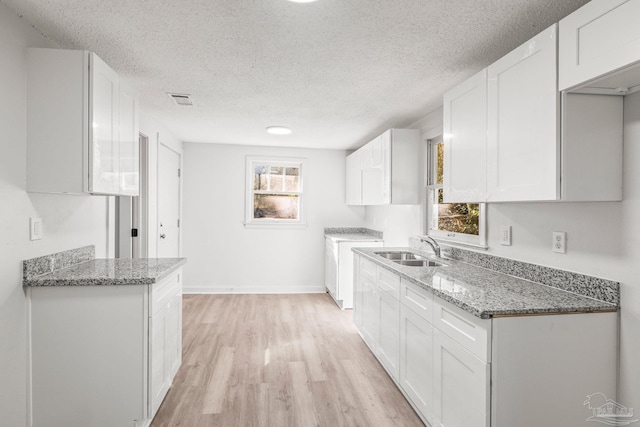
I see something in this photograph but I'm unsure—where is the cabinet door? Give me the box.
[379,131,392,204]
[377,291,400,381]
[360,277,379,351]
[166,293,182,380]
[353,255,363,328]
[89,52,121,195]
[118,90,139,196]
[433,329,490,427]
[486,24,559,202]
[559,0,640,91]
[150,305,169,417]
[400,305,434,423]
[361,134,387,205]
[345,151,363,205]
[325,238,338,296]
[443,70,487,203]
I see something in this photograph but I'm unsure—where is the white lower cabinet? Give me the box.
[433,328,490,427]
[353,255,618,427]
[325,237,383,309]
[355,257,400,381]
[399,304,434,422]
[28,268,183,427]
[378,290,400,380]
[360,274,379,351]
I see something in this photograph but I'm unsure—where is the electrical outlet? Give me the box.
[499,225,511,246]
[553,231,566,254]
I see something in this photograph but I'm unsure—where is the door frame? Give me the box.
[157,141,182,257]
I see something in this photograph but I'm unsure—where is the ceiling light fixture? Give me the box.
[287,0,319,3]
[266,126,292,135]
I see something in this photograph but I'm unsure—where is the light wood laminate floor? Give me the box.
[151,293,424,427]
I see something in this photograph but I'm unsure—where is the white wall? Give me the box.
[182,143,366,293]
[0,6,112,426]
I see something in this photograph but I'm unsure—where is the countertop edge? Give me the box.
[23,258,187,287]
[353,247,618,319]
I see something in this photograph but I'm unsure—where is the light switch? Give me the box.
[30,217,43,240]
[499,225,511,246]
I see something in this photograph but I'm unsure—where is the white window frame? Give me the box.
[426,136,487,248]
[244,156,307,229]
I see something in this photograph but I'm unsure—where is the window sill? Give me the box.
[429,234,488,250]
[244,221,308,230]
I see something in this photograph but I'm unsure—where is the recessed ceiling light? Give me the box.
[287,0,318,3]
[266,126,292,135]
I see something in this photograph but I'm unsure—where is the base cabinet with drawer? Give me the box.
[353,254,617,427]
[28,268,183,427]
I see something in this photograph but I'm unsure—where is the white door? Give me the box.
[158,144,181,258]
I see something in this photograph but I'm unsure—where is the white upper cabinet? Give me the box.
[559,0,640,92]
[346,128,420,205]
[486,25,559,202]
[345,150,362,204]
[27,48,139,196]
[443,69,487,203]
[443,24,623,203]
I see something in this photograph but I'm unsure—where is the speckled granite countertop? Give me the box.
[324,227,383,242]
[353,247,618,319]
[23,258,186,287]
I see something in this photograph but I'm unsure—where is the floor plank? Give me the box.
[151,293,424,427]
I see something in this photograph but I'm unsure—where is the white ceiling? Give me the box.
[3,0,590,150]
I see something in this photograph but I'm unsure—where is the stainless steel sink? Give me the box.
[374,251,426,261]
[374,251,447,267]
[394,259,446,267]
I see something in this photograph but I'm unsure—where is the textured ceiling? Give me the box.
[2,0,590,149]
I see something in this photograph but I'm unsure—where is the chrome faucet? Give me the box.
[420,236,441,258]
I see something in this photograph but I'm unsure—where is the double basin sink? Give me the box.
[375,251,447,267]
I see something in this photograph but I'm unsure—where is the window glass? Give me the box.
[246,157,305,227]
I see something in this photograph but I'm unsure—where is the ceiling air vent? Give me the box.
[167,93,194,107]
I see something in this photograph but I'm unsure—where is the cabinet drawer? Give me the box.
[151,268,182,316]
[360,258,377,282]
[400,279,433,321]
[433,297,490,362]
[377,267,400,300]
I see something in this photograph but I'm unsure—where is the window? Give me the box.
[426,135,486,247]
[245,156,306,228]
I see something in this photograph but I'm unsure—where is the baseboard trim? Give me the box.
[183,285,327,295]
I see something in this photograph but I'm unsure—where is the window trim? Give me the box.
[244,156,307,229]
[426,136,487,249]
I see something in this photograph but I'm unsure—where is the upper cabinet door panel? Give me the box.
[89,53,120,195]
[118,90,140,196]
[443,69,487,203]
[559,0,640,91]
[486,24,559,202]
[346,152,363,205]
